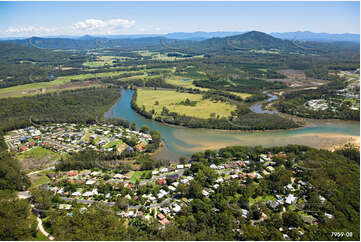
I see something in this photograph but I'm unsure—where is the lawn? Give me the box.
[30,173,51,188]
[136,88,237,119]
[104,140,123,148]
[248,195,276,204]
[127,170,151,183]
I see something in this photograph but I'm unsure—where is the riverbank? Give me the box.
[131,88,300,131]
[105,88,360,161]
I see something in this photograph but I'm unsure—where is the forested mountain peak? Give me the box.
[196,30,296,52]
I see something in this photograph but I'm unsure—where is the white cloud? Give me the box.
[3,18,136,37]
[72,18,135,34]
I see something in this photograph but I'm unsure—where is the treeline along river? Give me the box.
[105,89,360,161]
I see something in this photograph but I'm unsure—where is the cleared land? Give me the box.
[229,91,253,99]
[250,49,280,54]
[135,51,204,61]
[136,88,237,119]
[17,147,60,170]
[165,76,210,91]
[0,70,149,98]
[83,55,133,67]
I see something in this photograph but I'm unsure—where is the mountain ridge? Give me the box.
[2,31,358,51]
[1,30,359,42]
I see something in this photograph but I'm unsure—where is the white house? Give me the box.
[59,204,72,210]
[82,191,93,197]
[210,164,217,169]
[215,178,224,183]
[241,209,249,218]
[113,174,123,179]
[86,180,96,185]
[168,186,176,192]
[202,190,209,196]
[325,213,334,219]
[285,194,297,205]
[173,204,181,213]
[160,168,168,173]
[72,191,82,196]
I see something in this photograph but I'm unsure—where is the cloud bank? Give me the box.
[4,18,137,37]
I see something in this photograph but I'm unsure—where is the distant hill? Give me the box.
[6,36,168,50]
[1,30,359,43]
[271,31,360,42]
[189,31,298,52]
[164,31,245,40]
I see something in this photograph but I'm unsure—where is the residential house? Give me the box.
[160,168,168,173]
[71,191,82,196]
[168,186,176,192]
[113,174,123,179]
[267,200,281,210]
[210,164,217,169]
[172,204,181,213]
[202,190,209,197]
[86,180,97,185]
[157,213,166,220]
[59,204,72,210]
[241,209,249,218]
[285,194,297,205]
[159,218,170,225]
[324,213,334,219]
[301,215,317,224]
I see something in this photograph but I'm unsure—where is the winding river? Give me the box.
[250,92,279,114]
[105,89,360,161]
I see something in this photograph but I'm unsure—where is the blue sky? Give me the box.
[0,1,359,37]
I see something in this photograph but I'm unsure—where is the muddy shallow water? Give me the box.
[106,89,360,161]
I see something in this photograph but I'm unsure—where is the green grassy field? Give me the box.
[17,147,59,160]
[134,51,203,61]
[127,170,151,183]
[134,50,158,57]
[136,88,237,119]
[151,53,204,61]
[105,140,123,148]
[248,195,276,204]
[30,174,51,188]
[0,70,143,98]
[229,91,253,99]
[83,56,132,67]
[165,76,210,91]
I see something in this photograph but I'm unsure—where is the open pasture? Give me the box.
[165,76,210,91]
[136,88,237,119]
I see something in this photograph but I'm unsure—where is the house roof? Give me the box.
[301,215,317,224]
[159,218,170,225]
[157,213,165,220]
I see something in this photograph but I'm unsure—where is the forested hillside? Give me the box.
[0,87,121,131]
